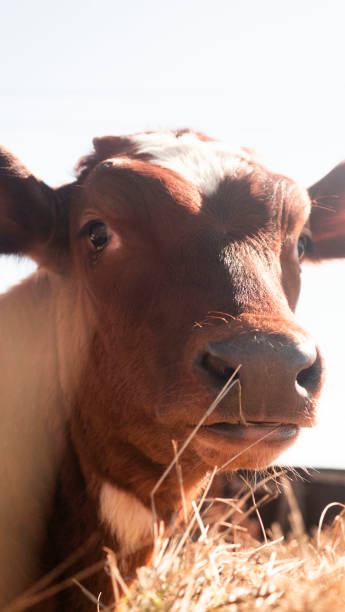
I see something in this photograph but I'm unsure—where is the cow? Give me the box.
[1,129,345,610]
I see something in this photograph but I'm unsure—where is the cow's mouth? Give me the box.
[189,421,299,469]
[199,422,298,443]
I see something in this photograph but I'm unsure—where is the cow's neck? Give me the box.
[41,428,156,609]
[43,410,203,609]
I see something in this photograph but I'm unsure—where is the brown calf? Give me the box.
[1,130,345,610]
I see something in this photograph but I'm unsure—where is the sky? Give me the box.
[1,0,345,467]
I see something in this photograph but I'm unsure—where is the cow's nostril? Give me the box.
[200,353,239,389]
[296,355,322,396]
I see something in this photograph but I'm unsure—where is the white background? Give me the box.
[1,0,345,466]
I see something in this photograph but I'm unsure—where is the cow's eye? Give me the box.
[87,222,110,251]
[297,235,312,259]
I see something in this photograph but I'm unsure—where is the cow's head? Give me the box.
[1,131,345,510]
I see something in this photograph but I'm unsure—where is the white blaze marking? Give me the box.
[99,482,154,556]
[103,157,129,167]
[131,131,252,196]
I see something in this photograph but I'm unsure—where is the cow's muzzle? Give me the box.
[194,331,323,428]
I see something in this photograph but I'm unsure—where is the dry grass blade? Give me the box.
[215,468,287,527]
[172,439,188,523]
[169,467,218,564]
[104,548,131,600]
[317,502,345,549]
[3,533,99,610]
[238,472,268,544]
[72,580,110,610]
[281,477,308,557]
[191,500,208,540]
[3,561,105,612]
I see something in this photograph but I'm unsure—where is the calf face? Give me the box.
[71,150,319,483]
[1,130,345,607]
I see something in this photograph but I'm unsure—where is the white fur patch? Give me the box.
[131,131,252,196]
[99,482,154,556]
[104,157,129,167]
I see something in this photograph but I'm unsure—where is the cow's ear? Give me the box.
[308,161,345,259]
[76,135,133,180]
[0,147,60,263]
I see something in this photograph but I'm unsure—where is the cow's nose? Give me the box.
[195,333,323,424]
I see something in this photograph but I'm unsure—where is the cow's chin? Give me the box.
[190,424,299,470]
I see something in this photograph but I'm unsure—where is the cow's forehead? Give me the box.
[81,130,310,230]
[130,131,253,197]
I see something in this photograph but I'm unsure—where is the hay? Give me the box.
[114,482,345,612]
